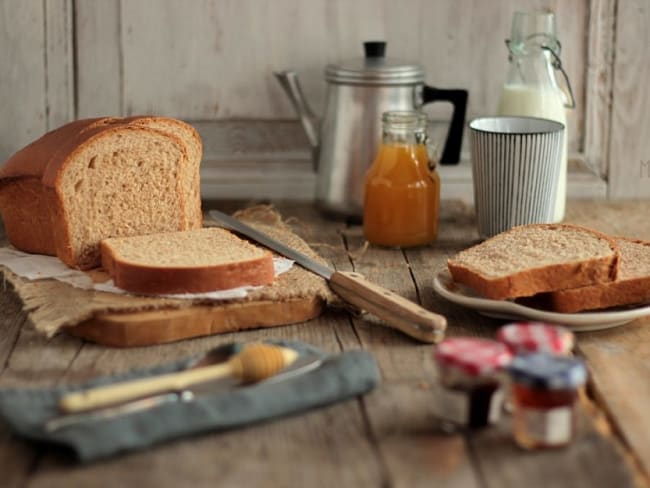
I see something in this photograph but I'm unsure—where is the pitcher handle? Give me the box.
[422,87,468,165]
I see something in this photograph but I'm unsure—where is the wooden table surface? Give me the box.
[1,199,649,488]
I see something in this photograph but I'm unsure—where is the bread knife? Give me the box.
[208,210,447,343]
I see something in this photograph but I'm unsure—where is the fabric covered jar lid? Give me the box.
[433,337,513,378]
[508,352,588,390]
[496,322,575,355]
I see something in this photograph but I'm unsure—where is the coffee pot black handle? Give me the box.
[422,86,468,165]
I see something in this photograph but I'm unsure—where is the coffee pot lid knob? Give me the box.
[364,41,386,58]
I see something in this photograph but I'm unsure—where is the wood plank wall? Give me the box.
[0,0,648,198]
[608,0,650,198]
[0,0,73,156]
[74,0,587,152]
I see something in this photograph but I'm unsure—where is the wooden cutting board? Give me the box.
[66,296,324,347]
[3,210,333,346]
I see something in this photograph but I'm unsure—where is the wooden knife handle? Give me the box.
[329,271,447,343]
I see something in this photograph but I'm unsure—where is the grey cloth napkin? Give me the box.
[0,341,380,462]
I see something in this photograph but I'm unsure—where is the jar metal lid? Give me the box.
[325,41,425,85]
[434,338,513,378]
[497,322,574,355]
[508,352,587,390]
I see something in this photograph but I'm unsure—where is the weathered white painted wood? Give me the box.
[75,0,122,117]
[0,0,636,201]
[0,1,47,161]
[608,0,650,199]
[584,0,616,178]
[44,0,74,129]
[76,0,587,155]
[416,0,586,153]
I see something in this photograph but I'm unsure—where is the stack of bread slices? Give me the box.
[447,224,650,313]
[0,117,275,294]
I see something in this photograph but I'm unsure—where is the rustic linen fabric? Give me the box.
[0,207,335,336]
[0,341,380,462]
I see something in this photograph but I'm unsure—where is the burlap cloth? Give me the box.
[0,206,336,337]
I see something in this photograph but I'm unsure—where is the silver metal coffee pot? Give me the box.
[275,41,468,219]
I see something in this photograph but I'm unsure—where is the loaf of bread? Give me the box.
[0,117,202,269]
[447,224,620,300]
[100,227,275,294]
[541,237,650,312]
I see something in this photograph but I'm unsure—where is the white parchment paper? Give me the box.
[0,247,293,301]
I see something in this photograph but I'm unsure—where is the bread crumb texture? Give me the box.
[616,239,650,279]
[61,129,185,266]
[102,227,268,268]
[449,224,615,278]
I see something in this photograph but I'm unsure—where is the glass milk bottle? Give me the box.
[497,11,575,222]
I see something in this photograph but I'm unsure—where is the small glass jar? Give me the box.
[508,353,587,449]
[497,322,575,356]
[433,338,513,428]
[363,111,440,247]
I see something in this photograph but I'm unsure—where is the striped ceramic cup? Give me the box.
[469,116,565,239]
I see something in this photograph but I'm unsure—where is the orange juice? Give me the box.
[363,142,439,247]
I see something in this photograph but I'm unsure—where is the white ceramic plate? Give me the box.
[433,269,650,332]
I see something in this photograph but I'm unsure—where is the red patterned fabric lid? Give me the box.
[433,338,513,377]
[496,322,575,355]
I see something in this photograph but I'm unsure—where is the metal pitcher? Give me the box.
[275,41,468,219]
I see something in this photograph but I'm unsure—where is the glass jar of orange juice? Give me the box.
[363,111,440,247]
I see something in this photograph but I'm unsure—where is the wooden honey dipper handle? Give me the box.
[59,344,298,413]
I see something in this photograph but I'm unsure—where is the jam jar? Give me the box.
[508,353,588,449]
[433,338,513,428]
[497,322,575,356]
[363,111,440,247]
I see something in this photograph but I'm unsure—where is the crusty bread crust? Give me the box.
[0,178,57,255]
[0,118,108,257]
[543,238,650,312]
[0,118,106,180]
[100,241,275,295]
[447,224,620,300]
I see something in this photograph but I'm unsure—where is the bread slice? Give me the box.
[126,116,203,228]
[100,227,275,294]
[447,224,619,300]
[0,117,203,269]
[541,237,650,312]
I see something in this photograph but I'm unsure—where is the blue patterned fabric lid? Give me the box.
[508,352,587,390]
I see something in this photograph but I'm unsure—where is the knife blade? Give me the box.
[208,209,447,343]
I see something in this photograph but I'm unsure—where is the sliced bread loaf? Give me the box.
[100,227,275,294]
[447,224,619,300]
[0,117,203,269]
[541,237,650,312]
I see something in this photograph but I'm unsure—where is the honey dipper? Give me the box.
[59,343,299,414]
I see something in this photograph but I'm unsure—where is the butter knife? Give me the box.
[208,210,447,343]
